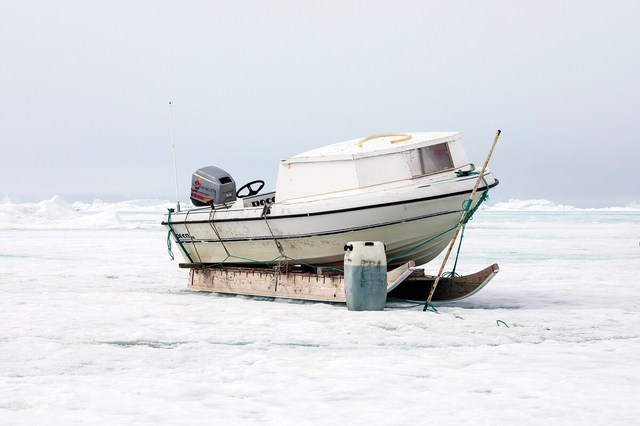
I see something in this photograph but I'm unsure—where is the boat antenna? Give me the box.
[423,129,502,311]
[168,101,181,212]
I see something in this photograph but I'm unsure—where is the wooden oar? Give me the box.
[423,130,502,311]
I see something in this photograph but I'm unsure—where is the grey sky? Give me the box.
[1,0,638,207]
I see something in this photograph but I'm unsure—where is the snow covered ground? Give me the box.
[1,197,639,424]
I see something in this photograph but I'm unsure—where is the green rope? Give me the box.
[442,176,490,278]
[441,228,464,278]
[165,208,194,263]
[463,176,489,225]
[386,175,490,266]
[385,174,491,283]
[166,209,175,260]
[496,320,509,328]
[386,225,458,264]
[443,195,474,278]
[167,230,175,261]
[204,253,344,274]
[461,198,473,212]
[282,256,344,273]
[226,254,274,267]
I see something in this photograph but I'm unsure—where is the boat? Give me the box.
[163,132,498,270]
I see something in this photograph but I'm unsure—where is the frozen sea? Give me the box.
[1,196,639,425]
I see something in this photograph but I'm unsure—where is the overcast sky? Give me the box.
[1,0,638,207]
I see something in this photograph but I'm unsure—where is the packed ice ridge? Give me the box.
[1,194,639,230]
[0,195,171,229]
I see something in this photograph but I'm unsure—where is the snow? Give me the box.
[1,197,639,424]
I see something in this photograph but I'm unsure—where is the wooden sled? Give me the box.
[181,262,498,304]
[388,263,499,302]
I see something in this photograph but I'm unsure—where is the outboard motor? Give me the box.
[190,166,236,206]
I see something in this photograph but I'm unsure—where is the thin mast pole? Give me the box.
[168,101,181,212]
[423,130,501,311]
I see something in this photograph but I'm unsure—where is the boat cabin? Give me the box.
[275,132,468,202]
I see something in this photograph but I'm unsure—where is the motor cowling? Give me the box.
[190,166,236,206]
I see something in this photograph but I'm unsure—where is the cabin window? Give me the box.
[409,143,454,176]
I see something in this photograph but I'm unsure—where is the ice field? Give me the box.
[1,196,639,424]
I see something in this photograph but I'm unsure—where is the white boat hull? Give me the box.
[164,173,497,268]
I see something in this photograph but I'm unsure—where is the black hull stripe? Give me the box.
[180,209,460,243]
[163,180,499,225]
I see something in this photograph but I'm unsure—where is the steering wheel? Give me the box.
[236,180,265,198]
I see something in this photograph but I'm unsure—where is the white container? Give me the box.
[343,241,387,311]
